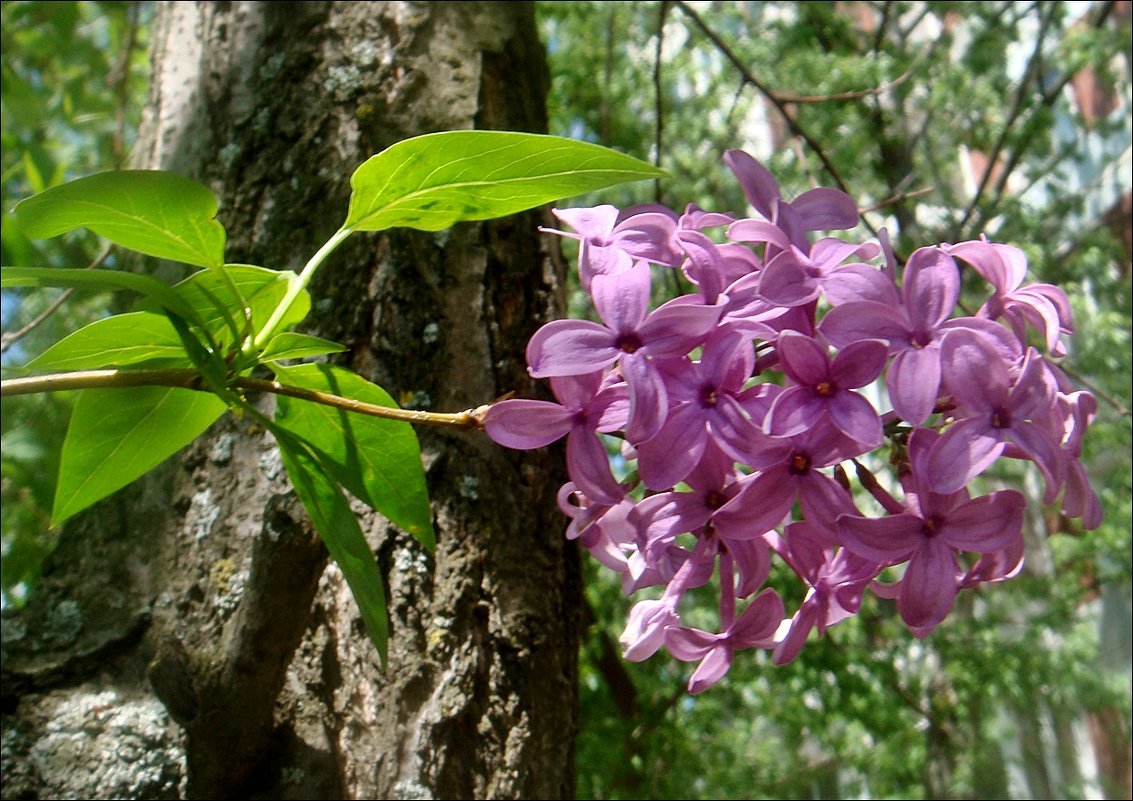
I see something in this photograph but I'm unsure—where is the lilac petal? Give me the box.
[822,263,899,306]
[831,339,888,388]
[676,230,726,302]
[926,418,1005,494]
[549,372,603,410]
[731,537,772,597]
[899,538,959,632]
[713,468,796,540]
[764,386,824,438]
[838,513,923,563]
[731,588,787,646]
[637,490,713,543]
[567,429,625,505]
[726,219,793,250]
[615,213,680,265]
[947,240,1025,292]
[579,243,633,291]
[701,329,755,391]
[1009,420,1066,503]
[526,319,617,377]
[638,296,724,356]
[637,403,708,490]
[591,384,631,432]
[621,600,678,661]
[552,205,618,240]
[941,489,1025,553]
[1009,349,1057,420]
[819,301,911,350]
[776,331,831,386]
[809,237,875,269]
[827,392,883,448]
[903,247,960,330]
[686,645,733,694]
[939,328,1008,413]
[773,602,819,664]
[888,345,942,425]
[665,626,719,661]
[759,251,819,307]
[483,400,574,449]
[621,353,669,443]
[791,188,859,230]
[1063,460,1103,530]
[798,472,859,530]
[724,149,779,219]
[591,263,651,333]
[708,395,767,464]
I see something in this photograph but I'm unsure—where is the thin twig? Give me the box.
[653,0,670,205]
[955,1,1051,235]
[0,243,114,354]
[672,0,879,238]
[0,368,491,430]
[861,186,934,213]
[771,67,914,104]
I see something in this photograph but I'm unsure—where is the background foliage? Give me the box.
[2,1,1130,799]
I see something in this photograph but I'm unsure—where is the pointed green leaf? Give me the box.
[13,171,226,268]
[275,432,389,665]
[2,265,204,326]
[53,386,227,525]
[135,265,309,350]
[345,131,667,232]
[259,332,348,362]
[272,363,435,551]
[27,311,189,370]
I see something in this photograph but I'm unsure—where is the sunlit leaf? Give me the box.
[345,130,666,232]
[27,311,188,370]
[52,387,227,525]
[259,332,348,362]
[272,363,435,551]
[274,429,389,665]
[13,171,226,268]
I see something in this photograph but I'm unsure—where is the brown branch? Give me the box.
[672,0,878,237]
[0,368,490,429]
[653,0,670,205]
[771,67,914,104]
[955,1,1053,235]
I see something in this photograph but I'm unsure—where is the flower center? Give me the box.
[616,333,643,354]
[789,452,810,475]
[815,381,834,397]
[991,408,1011,429]
[705,490,725,510]
[921,517,941,537]
[701,385,719,407]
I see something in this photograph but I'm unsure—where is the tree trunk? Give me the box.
[0,2,579,798]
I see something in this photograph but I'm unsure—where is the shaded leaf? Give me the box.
[2,265,204,326]
[345,130,666,232]
[27,311,188,370]
[272,363,435,551]
[13,170,226,268]
[53,386,227,524]
[259,332,348,362]
[274,429,389,665]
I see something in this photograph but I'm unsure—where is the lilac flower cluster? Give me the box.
[484,149,1103,694]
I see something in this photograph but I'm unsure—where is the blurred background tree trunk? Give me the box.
[0,2,579,798]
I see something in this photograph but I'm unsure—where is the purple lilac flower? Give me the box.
[839,429,1026,635]
[763,331,887,447]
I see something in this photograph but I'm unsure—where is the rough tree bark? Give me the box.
[0,2,579,798]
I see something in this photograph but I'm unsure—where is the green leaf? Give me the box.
[2,265,205,327]
[136,265,309,350]
[274,431,389,665]
[52,386,227,525]
[13,170,226,268]
[27,311,189,370]
[344,130,667,232]
[272,363,435,551]
[259,332,348,362]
